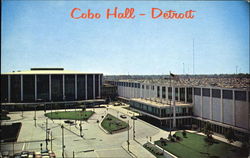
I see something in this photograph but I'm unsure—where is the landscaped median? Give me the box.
[151,131,244,158]
[101,114,128,134]
[44,110,94,120]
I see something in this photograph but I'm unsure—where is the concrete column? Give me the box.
[85,75,87,100]
[49,74,52,101]
[178,87,180,102]
[21,75,23,101]
[75,75,77,100]
[62,75,65,100]
[220,89,223,122]
[8,75,11,102]
[185,87,187,103]
[233,90,236,126]
[35,75,37,101]
[98,74,101,98]
[93,74,95,99]
[210,88,212,120]
[172,86,176,128]
[201,88,203,118]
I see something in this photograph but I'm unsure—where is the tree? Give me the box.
[203,122,214,157]
[182,130,187,138]
[224,127,236,143]
[203,122,213,139]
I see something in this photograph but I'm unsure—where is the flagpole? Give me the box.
[169,71,172,136]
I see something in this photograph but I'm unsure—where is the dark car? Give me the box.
[131,116,137,120]
[120,115,127,119]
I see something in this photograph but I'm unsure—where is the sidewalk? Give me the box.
[122,140,155,158]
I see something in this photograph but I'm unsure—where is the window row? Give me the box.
[194,88,248,101]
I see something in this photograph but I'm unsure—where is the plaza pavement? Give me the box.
[1,104,243,158]
[1,105,161,157]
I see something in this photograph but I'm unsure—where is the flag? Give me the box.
[170,72,175,77]
[170,72,179,81]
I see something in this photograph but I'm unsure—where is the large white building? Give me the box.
[108,80,250,140]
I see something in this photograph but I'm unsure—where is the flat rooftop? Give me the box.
[130,98,192,108]
[2,68,102,75]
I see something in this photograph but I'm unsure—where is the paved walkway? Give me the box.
[122,140,155,158]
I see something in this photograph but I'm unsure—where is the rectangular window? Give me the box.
[162,87,166,98]
[1,75,8,102]
[202,88,210,97]
[223,90,233,99]
[157,86,160,98]
[51,75,63,101]
[212,89,221,98]
[168,87,172,100]
[175,88,178,100]
[10,75,21,102]
[87,75,93,99]
[180,88,185,101]
[77,75,86,100]
[235,91,246,101]
[23,75,35,102]
[187,88,193,103]
[194,88,201,96]
[65,75,75,101]
[37,75,49,101]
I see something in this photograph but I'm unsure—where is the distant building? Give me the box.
[108,80,250,141]
[1,68,103,103]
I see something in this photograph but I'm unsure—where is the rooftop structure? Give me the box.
[107,75,250,90]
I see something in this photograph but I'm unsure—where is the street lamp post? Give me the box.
[133,115,135,140]
[34,106,37,127]
[127,120,130,151]
[51,131,53,151]
[61,125,65,158]
[45,118,48,150]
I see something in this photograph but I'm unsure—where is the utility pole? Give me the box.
[44,104,46,113]
[51,131,53,151]
[22,105,24,117]
[127,120,130,151]
[46,118,48,150]
[80,123,83,137]
[169,72,172,136]
[133,115,135,140]
[51,103,53,114]
[34,106,37,127]
[73,151,75,158]
[193,39,195,74]
[61,125,65,158]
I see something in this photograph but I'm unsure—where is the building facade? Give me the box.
[108,80,250,140]
[1,68,103,103]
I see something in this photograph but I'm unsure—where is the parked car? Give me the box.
[120,115,127,119]
[131,116,137,120]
